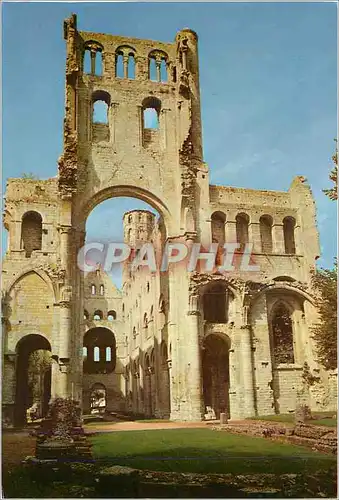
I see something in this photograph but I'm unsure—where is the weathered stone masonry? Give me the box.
[2,14,337,426]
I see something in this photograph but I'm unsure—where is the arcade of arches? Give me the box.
[1,15,337,426]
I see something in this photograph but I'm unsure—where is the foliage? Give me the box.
[323,140,338,200]
[272,306,294,364]
[47,397,81,440]
[27,350,51,412]
[21,172,40,180]
[311,261,337,370]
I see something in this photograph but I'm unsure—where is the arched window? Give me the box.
[100,284,104,296]
[84,310,89,321]
[271,303,294,364]
[93,101,108,124]
[83,49,91,74]
[160,59,167,82]
[127,53,135,79]
[143,108,159,129]
[107,310,116,321]
[149,57,157,81]
[146,282,150,293]
[83,346,88,359]
[83,41,103,76]
[94,310,103,321]
[94,346,100,362]
[203,282,230,323]
[150,305,154,319]
[148,50,168,82]
[106,346,111,362]
[143,313,148,329]
[95,51,103,76]
[116,51,124,78]
[92,90,110,124]
[142,96,161,147]
[21,211,42,257]
[260,215,273,253]
[211,211,226,245]
[83,327,116,374]
[133,327,137,338]
[283,217,296,254]
[91,284,96,295]
[236,213,249,251]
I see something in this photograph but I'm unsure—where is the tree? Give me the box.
[323,140,338,200]
[311,261,337,370]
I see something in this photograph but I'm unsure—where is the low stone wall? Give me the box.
[215,421,337,454]
[20,462,337,498]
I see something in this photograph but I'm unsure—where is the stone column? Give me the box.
[123,56,129,79]
[240,325,256,417]
[90,51,96,75]
[249,222,261,253]
[110,102,119,146]
[186,297,204,420]
[272,224,285,253]
[225,220,237,245]
[228,347,241,420]
[156,60,161,82]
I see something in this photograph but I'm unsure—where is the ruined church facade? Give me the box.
[2,14,337,426]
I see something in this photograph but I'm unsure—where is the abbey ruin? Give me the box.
[2,14,337,427]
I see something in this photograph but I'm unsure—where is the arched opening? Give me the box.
[93,101,108,124]
[202,334,230,419]
[107,310,116,321]
[90,383,106,414]
[15,334,51,427]
[259,215,273,253]
[160,59,168,82]
[144,352,155,417]
[203,282,232,323]
[99,284,104,296]
[142,96,161,148]
[83,49,91,74]
[92,90,110,142]
[127,53,135,79]
[83,327,116,374]
[84,309,89,320]
[283,217,296,254]
[21,211,42,257]
[211,211,226,245]
[270,302,295,365]
[115,51,124,78]
[149,57,157,81]
[93,310,103,321]
[95,51,103,76]
[236,213,249,251]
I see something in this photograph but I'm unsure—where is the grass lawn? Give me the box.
[90,428,336,475]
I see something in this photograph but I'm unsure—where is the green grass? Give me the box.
[90,428,336,475]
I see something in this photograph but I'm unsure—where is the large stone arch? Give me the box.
[74,184,174,235]
[14,333,52,427]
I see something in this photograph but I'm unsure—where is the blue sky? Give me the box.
[2,1,337,275]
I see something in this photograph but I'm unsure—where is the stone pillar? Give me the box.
[225,220,237,245]
[272,224,285,253]
[228,348,241,420]
[186,308,204,420]
[110,102,119,146]
[123,56,129,79]
[240,326,256,417]
[249,222,261,253]
[156,60,161,82]
[90,51,96,75]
